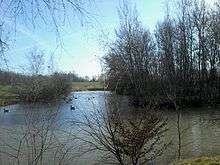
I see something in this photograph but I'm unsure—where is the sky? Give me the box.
[2,0,218,78]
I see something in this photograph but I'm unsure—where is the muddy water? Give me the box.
[0,91,220,164]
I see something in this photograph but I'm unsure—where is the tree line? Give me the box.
[0,70,87,85]
[104,0,220,107]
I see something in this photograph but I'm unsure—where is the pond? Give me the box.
[0,91,220,164]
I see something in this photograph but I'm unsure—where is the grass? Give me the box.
[72,82,104,91]
[0,85,19,106]
[174,156,220,165]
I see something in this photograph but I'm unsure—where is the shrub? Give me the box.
[16,73,71,102]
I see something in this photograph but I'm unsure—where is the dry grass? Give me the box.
[72,82,104,91]
[174,156,220,165]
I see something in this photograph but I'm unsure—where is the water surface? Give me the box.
[0,91,220,164]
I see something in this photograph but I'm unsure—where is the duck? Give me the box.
[3,109,9,113]
[70,105,75,110]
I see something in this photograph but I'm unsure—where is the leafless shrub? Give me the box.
[75,98,169,165]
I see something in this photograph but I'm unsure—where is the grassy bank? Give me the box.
[174,156,220,165]
[0,85,19,106]
[72,82,104,91]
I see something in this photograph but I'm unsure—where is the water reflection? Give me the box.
[75,94,168,164]
[0,91,219,164]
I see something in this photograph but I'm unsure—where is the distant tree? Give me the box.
[27,48,45,76]
[84,76,90,81]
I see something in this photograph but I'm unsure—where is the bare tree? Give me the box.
[75,97,168,165]
[105,0,220,107]
[155,11,176,97]
[104,3,160,104]
[27,48,45,76]
[0,0,93,68]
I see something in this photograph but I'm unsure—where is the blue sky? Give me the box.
[3,0,217,77]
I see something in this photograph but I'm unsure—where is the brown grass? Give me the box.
[174,156,220,165]
[72,82,104,91]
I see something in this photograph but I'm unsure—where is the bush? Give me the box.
[16,73,71,102]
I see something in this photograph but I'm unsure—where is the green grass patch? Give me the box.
[0,85,19,106]
[72,82,104,91]
[174,156,220,165]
